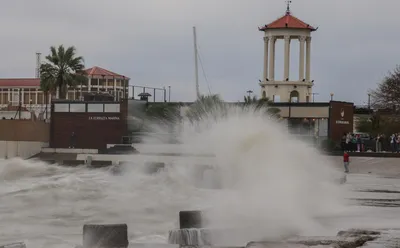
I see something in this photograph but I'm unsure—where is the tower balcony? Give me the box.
[259,80,314,87]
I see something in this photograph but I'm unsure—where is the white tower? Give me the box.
[259,3,317,103]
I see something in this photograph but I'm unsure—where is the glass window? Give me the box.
[69,103,86,112]
[87,103,104,112]
[104,104,120,113]
[54,103,69,112]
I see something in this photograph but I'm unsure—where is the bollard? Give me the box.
[86,156,93,166]
[83,224,128,248]
[179,210,203,229]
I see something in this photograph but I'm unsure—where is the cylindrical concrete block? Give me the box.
[83,224,128,248]
[179,210,203,229]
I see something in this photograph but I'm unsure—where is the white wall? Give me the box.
[0,141,47,159]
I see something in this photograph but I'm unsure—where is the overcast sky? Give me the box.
[0,0,398,104]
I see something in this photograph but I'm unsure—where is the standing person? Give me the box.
[341,133,347,151]
[343,151,350,173]
[69,131,76,148]
[346,133,351,151]
[356,134,362,152]
[376,134,381,152]
[391,133,396,153]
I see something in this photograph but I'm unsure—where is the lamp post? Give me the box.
[368,93,371,110]
[330,93,334,101]
[168,86,171,102]
[246,90,253,98]
[311,93,319,103]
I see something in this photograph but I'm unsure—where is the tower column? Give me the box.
[299,36,306,81]
[284,35,291,80]
[306,37,311,81]
[263,37,269,81]
[268,36,276,81]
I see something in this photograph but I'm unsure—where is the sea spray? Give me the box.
[149,100,350,244]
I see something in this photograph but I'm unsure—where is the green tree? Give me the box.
[40,45,87,99]
[370,65,400,109]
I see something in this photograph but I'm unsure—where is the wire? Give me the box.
[197,45,212,95]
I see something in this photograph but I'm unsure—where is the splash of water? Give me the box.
[152,99,349,244]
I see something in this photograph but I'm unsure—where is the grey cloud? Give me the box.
[0,0,399,103]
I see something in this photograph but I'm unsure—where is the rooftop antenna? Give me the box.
[286,0,292,14]
[35,52,41,78]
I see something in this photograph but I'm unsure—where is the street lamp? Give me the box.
[330,93,334,101]
[311,93,319,103]
[246,90,253,98]
[368,93,371,110]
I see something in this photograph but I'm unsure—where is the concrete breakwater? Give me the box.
[168,210,383,248]
[0,221,383,248]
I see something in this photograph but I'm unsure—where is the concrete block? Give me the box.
[62,160,85,166]
[83,224,128,248]
[90,160,113,168]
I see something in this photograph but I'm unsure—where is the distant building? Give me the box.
[0,66,129,119]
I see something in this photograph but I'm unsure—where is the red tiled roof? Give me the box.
[0,78,40,87]
[85,66,130,80]
[259,11,316,31]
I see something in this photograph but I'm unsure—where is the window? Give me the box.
[290,90,299,103]
[54,103,69,112]
[69,103,86,112]
[104,103,120,113]
[87,103,104,112]
[273,95,280,103]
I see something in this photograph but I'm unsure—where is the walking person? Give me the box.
[343,151,350,173]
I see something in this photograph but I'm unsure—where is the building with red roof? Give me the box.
[0,66,129,119]
[258,3,317,104]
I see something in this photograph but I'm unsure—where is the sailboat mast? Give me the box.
[193,26,200,100]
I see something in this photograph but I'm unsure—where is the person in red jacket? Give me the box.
[343,151,350,173]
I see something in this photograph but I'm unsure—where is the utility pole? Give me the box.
[168,86,171,102]
[35,52,41,78]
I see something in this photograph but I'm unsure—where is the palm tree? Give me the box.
[242,95,280,117]
[185,94,226,123]
[40,45,87,99]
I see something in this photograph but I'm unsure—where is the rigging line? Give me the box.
[197,45,212,95]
